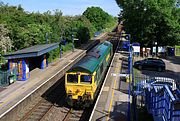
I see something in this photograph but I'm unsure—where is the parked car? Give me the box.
[134,58,166,71]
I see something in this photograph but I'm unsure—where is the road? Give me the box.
[134,56,180,87]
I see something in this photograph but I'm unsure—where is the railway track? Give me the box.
[20,99,53,121]
[63,108,84,121]
[20,80,65,121]
[19,78,85,121]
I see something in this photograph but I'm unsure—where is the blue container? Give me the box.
[122,41,130,51]
[167,47,175,56]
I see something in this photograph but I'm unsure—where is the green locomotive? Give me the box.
[65,41,113,107]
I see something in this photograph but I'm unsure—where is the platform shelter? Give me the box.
[3,43,59,81]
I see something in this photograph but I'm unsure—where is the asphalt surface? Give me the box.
[134,56,180,86]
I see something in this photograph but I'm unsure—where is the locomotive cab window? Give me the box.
[67,74,78,83]
[81,75,92,83]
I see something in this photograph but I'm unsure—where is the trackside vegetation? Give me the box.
[0,2,116,63]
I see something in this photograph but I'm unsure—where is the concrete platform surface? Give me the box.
[90,52,131,121]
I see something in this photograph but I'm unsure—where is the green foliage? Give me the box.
[62,43,73,52]
[72,16,96,43]
[83,7,116,31]
[0,24,12,63]
[13,24,51,50]
[116,0,180,46]
[47,48,60,63]
[0,2,115,63]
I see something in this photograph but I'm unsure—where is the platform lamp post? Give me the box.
[59,36,63,58]
[155,42,157,58]
[127,34,132,121]
[45,32,48,44]
[72,34,74,52]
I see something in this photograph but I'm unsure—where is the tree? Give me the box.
[72,16,96,43]
[0,24,13,56]
[116,0,180,46]
[83,7,116,31]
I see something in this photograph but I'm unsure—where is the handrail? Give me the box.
[138,81,179,121]
[164,85,176,101]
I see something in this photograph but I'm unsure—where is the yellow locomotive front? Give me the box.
[65,72,97,107]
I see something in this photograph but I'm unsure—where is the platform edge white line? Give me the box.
[89,39,120,121]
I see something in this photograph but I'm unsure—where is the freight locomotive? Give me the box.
[65,41,113,107]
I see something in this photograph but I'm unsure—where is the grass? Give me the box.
[133,68,142,85]
[175,45,180,56]
[132,68,154,121]
[175,45,180,48]
[62,43,73,52]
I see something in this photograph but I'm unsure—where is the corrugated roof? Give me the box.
[4,43,59,59]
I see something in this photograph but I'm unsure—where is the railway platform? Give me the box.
[90,50,131,121]
[0,48,88,121]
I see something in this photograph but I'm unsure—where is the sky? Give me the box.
[2,0,120,16]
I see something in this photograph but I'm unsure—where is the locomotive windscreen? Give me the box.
[67,74,78,83]
[81,75,92,83]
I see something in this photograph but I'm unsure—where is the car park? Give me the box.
[134,58,166,71]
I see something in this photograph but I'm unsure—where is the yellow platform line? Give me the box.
[106,65,119,121]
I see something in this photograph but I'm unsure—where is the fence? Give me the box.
[145,85,180,121]
[133,74,179,90]
[132,73,180,121]
[0,68,17,87]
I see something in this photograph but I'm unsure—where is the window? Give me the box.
[67,74,78,83]
[81,75,92,83]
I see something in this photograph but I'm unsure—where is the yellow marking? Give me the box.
[106,64,119,121]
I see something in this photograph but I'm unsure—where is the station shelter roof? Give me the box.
[4,43,59,60]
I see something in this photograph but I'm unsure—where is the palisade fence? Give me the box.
[0,68,17,87]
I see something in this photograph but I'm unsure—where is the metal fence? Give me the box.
[0,70,10,87]
[133,74,179,90]
[145,85,180,121]
[132,73,180,121]
[0,68,17,87]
